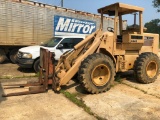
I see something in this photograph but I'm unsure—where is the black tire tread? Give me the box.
[34,59,40,73]
[78,53,115,94]
[134,52,160,84]
[9,49,18,63]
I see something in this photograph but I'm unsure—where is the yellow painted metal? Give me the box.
[58,30,103,86]
[74,30,98,50]
[146,61,158,78]
[91,64,110,86]
[98,3,144,15]
[53,2,160,91]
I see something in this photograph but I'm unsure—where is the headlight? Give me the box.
[22,53,32,59]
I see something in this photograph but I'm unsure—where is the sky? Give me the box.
[35,0,160,25]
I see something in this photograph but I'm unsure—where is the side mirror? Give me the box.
[57,44,63,49]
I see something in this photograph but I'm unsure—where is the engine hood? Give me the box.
[19,46,42,53]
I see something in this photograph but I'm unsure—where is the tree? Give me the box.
[144,19,160,34]
[152,0,160,12]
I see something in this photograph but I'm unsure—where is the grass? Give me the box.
[114,74,123,83]
[123,82,148,94]
[0,72,39,79]
[114,73,160,100]
[121,82,160,99]
[0,75,38,79]
[60,90,106,120]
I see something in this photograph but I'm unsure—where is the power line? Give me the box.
[61,0,63,7]
[57,0,63,7]
[50,0,63,7]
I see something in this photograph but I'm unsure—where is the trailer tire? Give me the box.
[78,53,115,94]
[34,59,40,73]
[134,52,160,84]
[9,49,18,63]
[0,49,6,64]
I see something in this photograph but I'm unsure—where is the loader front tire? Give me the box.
[134,52,160,84]
[78,53,115,94]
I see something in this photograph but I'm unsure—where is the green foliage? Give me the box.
[114,74,122,83]
[152,0,160,12]
[61,90,91,113]
[144,19,160,34]
[127,24,139,29]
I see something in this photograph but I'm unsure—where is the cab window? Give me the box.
[60,38,83,49]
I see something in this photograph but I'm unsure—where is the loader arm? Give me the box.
[53,29,104,91]
[1,29,104,97]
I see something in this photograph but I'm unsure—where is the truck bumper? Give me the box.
[16,57,34,68]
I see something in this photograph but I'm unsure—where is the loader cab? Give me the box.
[98,3,145,50]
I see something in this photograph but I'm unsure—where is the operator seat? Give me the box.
[117,35,122,42]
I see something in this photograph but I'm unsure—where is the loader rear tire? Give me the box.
[0,49,6,64]
[78,53,115,94]
[134,52,160,84]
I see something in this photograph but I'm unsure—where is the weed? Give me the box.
[60,90,106,120]
[115,74,122,83]
[0,75,37,79]
[121,82,160,99]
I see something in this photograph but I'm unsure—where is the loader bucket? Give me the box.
[1,48,57,97]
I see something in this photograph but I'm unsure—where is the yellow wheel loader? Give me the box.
[2,3,160,96]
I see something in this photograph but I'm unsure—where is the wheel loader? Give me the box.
[2,3,160,96]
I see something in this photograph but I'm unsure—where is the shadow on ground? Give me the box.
[116,70,138,83]
[17,67,35,73]
[41,71,140,96]
[1,58,11,64]
[0,83,7,103]
[62,79,93,96]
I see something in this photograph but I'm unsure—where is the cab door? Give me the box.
[54,38,84,60]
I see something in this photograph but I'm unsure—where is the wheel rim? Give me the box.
[91,64,110,86]
[146,61,158,78]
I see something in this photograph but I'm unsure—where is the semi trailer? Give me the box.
[0,0,127,64]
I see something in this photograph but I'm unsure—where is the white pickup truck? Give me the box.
[16,36,85,72]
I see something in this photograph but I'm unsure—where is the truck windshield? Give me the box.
[42,37,62,47]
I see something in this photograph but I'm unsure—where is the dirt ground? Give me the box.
[0,61,36,79]
[0,63,160,120]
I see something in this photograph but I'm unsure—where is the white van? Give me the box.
[16,36,85,72]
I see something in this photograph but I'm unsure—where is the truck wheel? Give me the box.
[134,52,160,84]
[9,49,18,63]
[78,53,115,94]
[34,59,40,73]
[0,49,6,63]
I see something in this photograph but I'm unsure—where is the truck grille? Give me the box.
[17,52,23,58]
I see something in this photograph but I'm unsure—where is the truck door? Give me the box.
[55,38,84,60]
